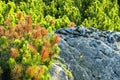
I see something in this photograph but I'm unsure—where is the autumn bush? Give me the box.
[0,12,60,80]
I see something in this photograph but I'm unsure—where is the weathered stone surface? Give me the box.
[54,26,120,80]
[50,63,69,80]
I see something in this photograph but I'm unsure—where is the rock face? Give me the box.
[53,26,120,80]
[50,63,69,80]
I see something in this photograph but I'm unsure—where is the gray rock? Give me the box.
[54,26,120,80]
[50,63,70,80]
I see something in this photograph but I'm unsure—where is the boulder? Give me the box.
[50,63,69,80]
[52,26,120,80]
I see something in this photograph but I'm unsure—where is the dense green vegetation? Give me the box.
[0,0,120,31]
[0,0,120,79]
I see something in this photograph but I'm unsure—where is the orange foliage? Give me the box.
[70,22,76,27]
[11,48,19,58]
[16,24,23,33]
[4,18,12,25]
[53,34,61,44]
[41,28,47,36]
[49,49,55,57]
[9,26,15,34]
[9,26,15,39]
[45,40,51,47]
[19,19,25,29]
[28,44,38,54]
[13,31,22,39]
[35,29,41,38]
[35,23,41,30]
[2,13,48,40]
[14,65,22,73]
[50,18,55,24]
[41,46,49,61]
[27,66,35,77]
[5,30,9,37]
[14,32,19,38]
[0,26,6,35]
[17,11,22,20]
[33,27,48,38]
[11,65,22,80]
[34,39,37,47]
[28,24,33,32]
[25,15,32,24]
[25,15,32,32]
[34,66,44,80]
